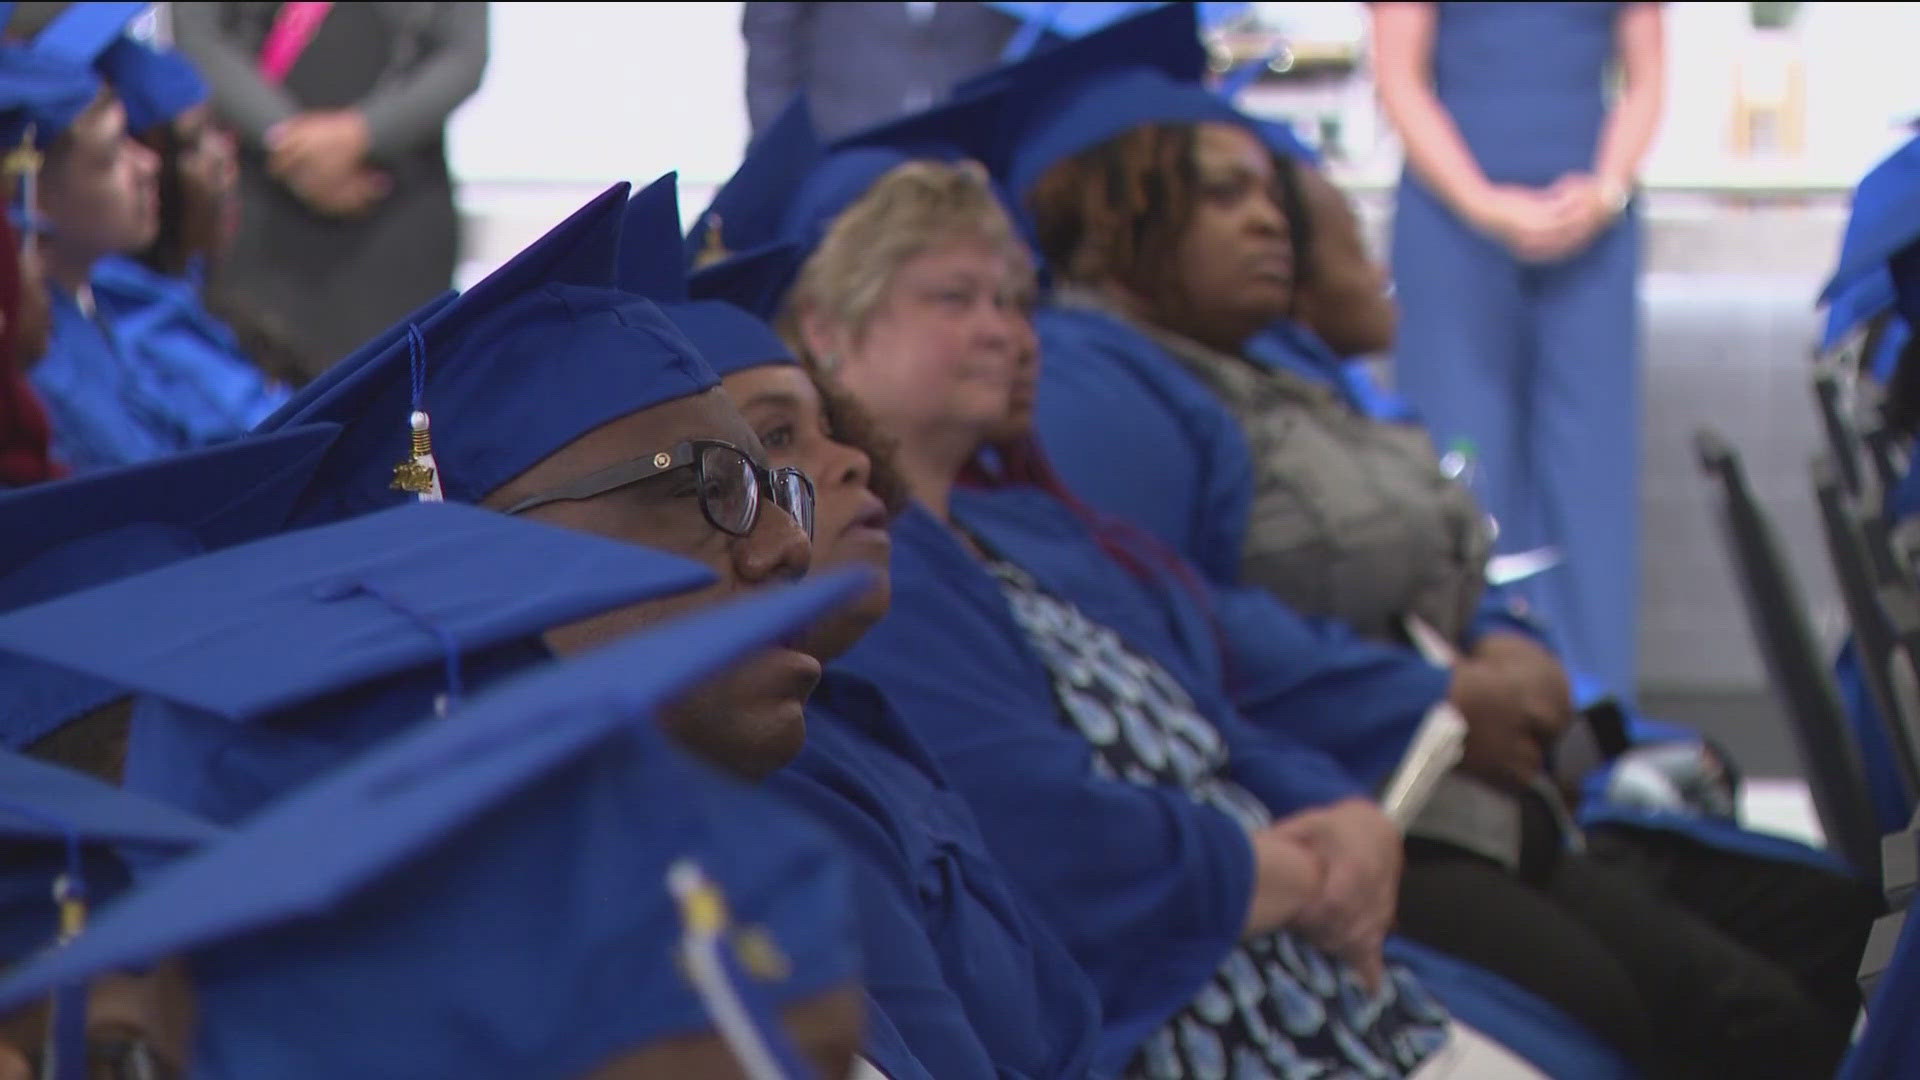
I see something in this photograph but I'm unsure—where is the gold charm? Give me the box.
[731,926,792,982]
[390,458,436,494]
[696,213,730,268]
[3,142,41,178]
[389,411,445,501]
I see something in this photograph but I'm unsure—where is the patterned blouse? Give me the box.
[985,555,1450,1079]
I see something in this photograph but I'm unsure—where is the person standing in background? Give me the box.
[1374,2,1665,699]
[172,2,486,384]
[742,2,1019,142]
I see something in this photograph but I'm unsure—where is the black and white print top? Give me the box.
[986,557,1451,1080]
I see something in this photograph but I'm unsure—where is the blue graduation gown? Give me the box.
[1388,2,1641,696]
[1034,303,1845,870]
[32,290,179,473]
[30,262,288,473]
[91,257,289,435]
[837,492,1366,1072]
[1031,304,1537,653]
[766,672,1105,1078]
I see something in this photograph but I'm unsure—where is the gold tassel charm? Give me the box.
[390,410,445,501]
[52,873,86,944]
[696,213,731,269]
[3,132,41,179]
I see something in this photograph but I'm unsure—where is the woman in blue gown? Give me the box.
[624,179,1106,1073]
[1375,2,1666,699]
[89,36,290,445]
[799,136,1870,1075]
[788,154,1582,1080]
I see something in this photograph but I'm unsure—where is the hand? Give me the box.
[267,109,372,182]
[0,1044,25,1080]
[1270,798,1402,993]
[285,163,392,219]
[1474,631,1577,741]
[1537,172,1620,257]
[1449,644,1574,790]
[1464,184,1589,264]
[1243,827,1326,939]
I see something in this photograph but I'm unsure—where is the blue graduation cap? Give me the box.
[777,90,1012,261]
[687,95,825,269]
[984,1,1250,62]
[959,2,1246,201]
[0,748,221,962]
[95,35,206,135]
[277,182,721,524]
[690,240,804,326]
[0,501,718,825]
[0,44,101,239]
[0,749,221,1080]
[0,43,98,148]
[251,289,459,433]
[0,423,340,750]
[0,569,874,1080]
[621,173,801,377]
[1820,133,1920,335]
[24,2,147,67]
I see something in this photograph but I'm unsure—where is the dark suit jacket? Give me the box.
[743,2,1019,141]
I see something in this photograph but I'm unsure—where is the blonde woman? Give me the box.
[799,158,1545,1080]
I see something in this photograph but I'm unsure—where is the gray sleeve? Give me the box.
[357,2,490,160]
[742,2,813,139]
[170,1,300,147]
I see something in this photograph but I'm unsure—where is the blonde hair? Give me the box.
[781,159,1034,368]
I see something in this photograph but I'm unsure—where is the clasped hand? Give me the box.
[1250,798,1402,993]
[266,110,391,219]
[1468,172,1618,264]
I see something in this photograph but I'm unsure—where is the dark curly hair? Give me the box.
[812,365,913,520]
[1026,122,1312,321]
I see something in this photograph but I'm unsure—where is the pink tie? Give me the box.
[258,2,335,86]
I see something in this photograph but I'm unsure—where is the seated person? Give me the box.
[0,750,214,1077]
[0,575,872,1079]
[0,41,97,486]
[803,155,1548,1080]
[975,22,1869,1075]
[90,34,295,425]
[616,172,1104,1077]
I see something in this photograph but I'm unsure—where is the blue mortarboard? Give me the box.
[689,241,804,325]
[96,35,206,134]
[687,95,825,268]
[251,289,460,433]
[0,501,718,825]
[0,749,221,963]
[25,2,147,67]
[0,569,874,1080]
[959,2,1247,201]
[622,173,800,376]
[1821,134,1920,335]
[280,183,721,524]
[775,90,1013,262]
[984,1,1249,62]
[0,749,221,1080]
[0,44,98,150]
[0,424,340,750]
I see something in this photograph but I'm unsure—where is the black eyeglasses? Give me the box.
[503,439,815,541]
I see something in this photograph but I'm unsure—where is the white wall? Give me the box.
[445,1,752,283]
[440,1,1920,281]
